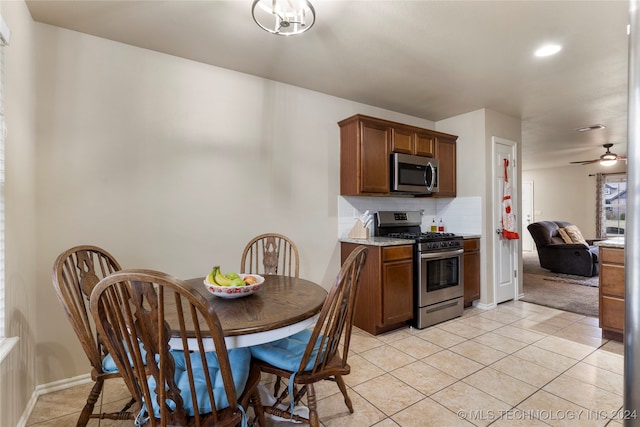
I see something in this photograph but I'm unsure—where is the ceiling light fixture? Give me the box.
[534,44,562,57]
[599,150,618,166]
[252,0,316,36]
[600,157,618,167]
[576,124,606,132]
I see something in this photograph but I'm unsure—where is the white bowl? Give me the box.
[203,274,264,299]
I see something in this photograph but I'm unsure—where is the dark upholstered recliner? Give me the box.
[527,220,599,277]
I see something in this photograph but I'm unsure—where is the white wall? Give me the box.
[32,23,450,385]
[522,162,627,237]
[437,109,492,304]
[3,2,626,422]
[19,5,516,395]
[1,2,38,426]
[437,109,522,306]
[438,110,487,198]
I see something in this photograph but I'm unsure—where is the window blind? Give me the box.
[0,41,6,338]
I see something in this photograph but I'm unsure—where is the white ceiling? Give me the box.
[25,0,630,169]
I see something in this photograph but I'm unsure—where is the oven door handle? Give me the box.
[420,248,464,259]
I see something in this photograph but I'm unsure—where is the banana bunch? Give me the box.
[206,266,246,287]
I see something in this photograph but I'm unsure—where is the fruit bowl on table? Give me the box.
[203,274,264,299]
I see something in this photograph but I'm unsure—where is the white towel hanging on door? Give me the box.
[501,158,520,240]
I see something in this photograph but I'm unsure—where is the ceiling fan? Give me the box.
[570,143,627,166]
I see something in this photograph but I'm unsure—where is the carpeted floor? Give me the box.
[521,251,599,318]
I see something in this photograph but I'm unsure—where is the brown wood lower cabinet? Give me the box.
[599,246,625,341]
[463,238,480,307]
[341,242,413,335]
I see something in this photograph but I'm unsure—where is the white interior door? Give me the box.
[493,137,519,304]
[522,180,534,252]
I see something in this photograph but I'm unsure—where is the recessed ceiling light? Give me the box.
[534,44,562,57]
[575,124,606,132]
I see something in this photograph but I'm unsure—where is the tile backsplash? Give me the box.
[338,196,482,237]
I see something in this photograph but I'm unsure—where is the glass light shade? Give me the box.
[252,0,315,36]
[600,152,618,166]
[534,44,562,57]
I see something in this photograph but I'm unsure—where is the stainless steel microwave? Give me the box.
[391,152,439,194]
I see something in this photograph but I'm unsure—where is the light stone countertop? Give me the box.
[339,236,415,246]
[341,233,480,246]
[459,234,481,239]
[595,237,625,249]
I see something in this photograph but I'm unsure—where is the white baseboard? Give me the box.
[36,373,92,395]
[16,390,38,427]
[473,301,497,310]
[17,374,92,427]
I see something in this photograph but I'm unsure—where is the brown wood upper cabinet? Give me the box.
[339,116,391,195]
[392,128,435,157]
[435,135,457,197]
[339,114,456,197]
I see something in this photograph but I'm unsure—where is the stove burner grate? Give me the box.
[387,232,420,239]
[420,232,457,239]
[387,231,458,241]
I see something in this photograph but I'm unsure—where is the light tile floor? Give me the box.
[27,301,627,426]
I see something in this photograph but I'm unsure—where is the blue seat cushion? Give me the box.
[102,340,148,373]
[102,354,119,373]
[249,329,326,372]
[146,347,251,418]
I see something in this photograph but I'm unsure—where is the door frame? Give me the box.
[492,137,520,304]
[521,180,534,252]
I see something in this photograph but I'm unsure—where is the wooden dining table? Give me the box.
[168,275,328,350]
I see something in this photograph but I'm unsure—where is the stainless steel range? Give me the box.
[375,211,464,329]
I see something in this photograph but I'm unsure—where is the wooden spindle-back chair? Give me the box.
[90,268,264,427]
[249,245,368,427]
[52,245,136,426]
[240,233,299,278]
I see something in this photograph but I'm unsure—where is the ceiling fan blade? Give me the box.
[570,144,627,165]
[569,159,599,164]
